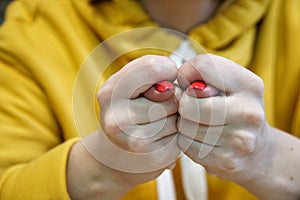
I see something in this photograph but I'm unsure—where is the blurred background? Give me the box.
[0,0,12,24]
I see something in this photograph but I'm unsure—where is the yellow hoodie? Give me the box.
[0,0,299,199]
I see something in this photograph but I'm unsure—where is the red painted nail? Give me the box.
[154,81,174,92]
[189,81,207,90]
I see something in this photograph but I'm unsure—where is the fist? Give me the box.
[95,55,181,184]
[177,54,267,182]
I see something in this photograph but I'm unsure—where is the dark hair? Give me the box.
[90,0,112,4]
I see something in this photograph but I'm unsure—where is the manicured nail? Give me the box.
[189,81,207,90]
[154,81,174,92]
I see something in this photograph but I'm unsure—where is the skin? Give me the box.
[67,1,300,199]
[68,56,182,200]
[177,54,300,199]
[139,0,222,33]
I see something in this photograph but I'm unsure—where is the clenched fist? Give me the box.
[177,54,268,183]
[95,55,181,182]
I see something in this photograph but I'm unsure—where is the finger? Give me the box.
[143,80,175,102]
[177,54,264,95]
[131,85,182,124]
[129,94,179,124]
[127,129,178,154]
[178,116,257,154]
[186,81,220,98]
[101,55,178,99]
[177,117,228,146]
[179,92,227,125]
[101,95,178,136]
[104,115,178,153]
[177,134,241,174]
[179,88,265,128]
[85,128,180,173]
[226,95,265,129]
[124,114,178,141]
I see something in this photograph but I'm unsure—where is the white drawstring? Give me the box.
[180,155,207,200]
[157,170,177,200]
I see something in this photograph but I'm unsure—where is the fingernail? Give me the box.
[189,81,207,90]
[154,81,174,92]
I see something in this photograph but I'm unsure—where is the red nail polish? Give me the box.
[154,81,174,92]
[189,81,207,90]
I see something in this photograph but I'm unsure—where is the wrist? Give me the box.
[238,125,300,199]
[67,140,134,200]
[234,123,274,183]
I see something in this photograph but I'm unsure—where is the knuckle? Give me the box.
[247,76,264,98]
[232,131,256,154]
[128,136,145,152]
[101,110,127,135]
[218,154,239,173]
[97,85,112,104]
[101,116,120,135]
[239,107,265,128]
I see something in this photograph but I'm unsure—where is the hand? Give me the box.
[94,55,181,185]
[68,55,182,199]
[177,53,269,183]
